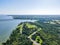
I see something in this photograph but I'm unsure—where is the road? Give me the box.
[28,28,41,45]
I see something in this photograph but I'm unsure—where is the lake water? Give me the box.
[0,19,36,44]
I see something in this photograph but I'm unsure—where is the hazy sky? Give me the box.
[0,0,60,15]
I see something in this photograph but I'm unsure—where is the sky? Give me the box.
[0,0,60,15]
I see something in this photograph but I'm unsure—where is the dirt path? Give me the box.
[28,28,41,45]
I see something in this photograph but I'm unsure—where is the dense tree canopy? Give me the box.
[2,21,60,45]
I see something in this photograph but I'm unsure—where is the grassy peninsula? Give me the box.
[2,21,60,45]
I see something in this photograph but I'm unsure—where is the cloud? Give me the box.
[0,9,60,15]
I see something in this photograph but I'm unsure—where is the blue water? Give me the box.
[0,19,36,44]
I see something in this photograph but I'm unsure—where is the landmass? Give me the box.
[2,20,60,45]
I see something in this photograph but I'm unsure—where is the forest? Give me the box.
[2,21,60,45]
